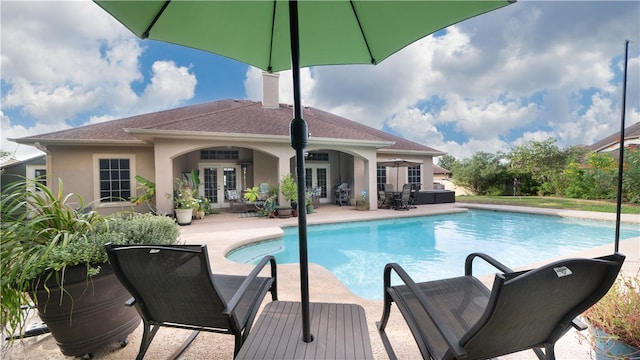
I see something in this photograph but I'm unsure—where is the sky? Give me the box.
[1,0,639,163]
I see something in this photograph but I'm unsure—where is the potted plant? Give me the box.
[582,272,640,359]
[196,196,211,219]
[278,174,297,218]
[305,190,314,214]
[355,189,369,210]
[171,178,199,225]
[244,185,278,218]
[1,178,182,357]
[263,195,278,218]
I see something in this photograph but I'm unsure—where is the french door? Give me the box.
[198,164,240,208]
[305,165,329,204]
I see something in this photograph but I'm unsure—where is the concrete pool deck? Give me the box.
[2,203,638,359]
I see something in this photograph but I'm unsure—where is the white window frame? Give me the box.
[25,164,47,191]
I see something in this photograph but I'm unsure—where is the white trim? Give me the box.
[306,164,330,204]
[92,154,136,207]
[26,164,46,182]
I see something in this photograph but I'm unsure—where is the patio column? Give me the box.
[277,155,291,206]
[353,149,378,210]
[155,151,173,215]
[364,151,378,210]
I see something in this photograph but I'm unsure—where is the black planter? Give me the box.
[31,263,140,357]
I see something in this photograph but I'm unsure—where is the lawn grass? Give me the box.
[456,196,640,215]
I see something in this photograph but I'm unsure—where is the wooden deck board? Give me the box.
[236,301,374,359]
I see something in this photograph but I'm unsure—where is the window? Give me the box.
[376,165,387,191]
[27,165,47,190]
[305,152,329,161]
[96,156,133,203]
[200,150,239,160]
[34,169,47,188]
[408,166,421,189]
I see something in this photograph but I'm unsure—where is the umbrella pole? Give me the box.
[614,40,629,253]
[288,0,313,343]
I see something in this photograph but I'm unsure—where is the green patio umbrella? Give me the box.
[94,0,515,343]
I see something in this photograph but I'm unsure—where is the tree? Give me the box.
[507,138,582,195]
[621,147,640,203]
[453,151,509,195]
[0,150,13,163]
[437,155,458,173]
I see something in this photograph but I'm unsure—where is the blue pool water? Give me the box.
[226,210,639,300]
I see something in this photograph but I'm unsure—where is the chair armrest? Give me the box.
[465,252,513,276]
[572,317,587,331]
[384,263,467,359]
[223,255,277,315]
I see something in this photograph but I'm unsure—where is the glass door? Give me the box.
[305,165,329,204]
[199,164,240,208]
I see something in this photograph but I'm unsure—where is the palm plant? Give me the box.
[1,177,181,342]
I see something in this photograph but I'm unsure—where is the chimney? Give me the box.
[262,72,280,109]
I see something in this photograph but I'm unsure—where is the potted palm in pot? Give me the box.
[279,173,297,218]
[582,271,640,359]
[172,178,199,225]
[1,178,181,357]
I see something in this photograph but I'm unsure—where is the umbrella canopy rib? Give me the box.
[349,0,376,65]
[142,0,170,39]
[267,0,278,73]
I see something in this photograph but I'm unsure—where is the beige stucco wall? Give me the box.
[40,138,433,215]
[376,154,434,191]
[45,145,154,215]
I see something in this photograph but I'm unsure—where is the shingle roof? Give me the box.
[433,165,451,175]
[14,100,441,153]
[589,121,640,152]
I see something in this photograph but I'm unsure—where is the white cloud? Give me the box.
[138,60,197,113]
[269,1,640,159]
[2,0,638,163]
[1,1,198,159]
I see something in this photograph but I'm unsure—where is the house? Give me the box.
[12,73,444,214]
[589,121,640,158]
[432,164,452,188]
[0,154,47,189]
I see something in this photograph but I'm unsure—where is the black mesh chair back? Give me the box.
[461,254,624,359]
[378,252,625,360]
[106,244,277,359]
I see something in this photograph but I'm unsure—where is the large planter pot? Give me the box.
[175,208,193,225]
[31,264,140,357]
[277,207,292,218]
[590,327,640,360]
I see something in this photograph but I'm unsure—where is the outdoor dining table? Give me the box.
[386,192,402,209]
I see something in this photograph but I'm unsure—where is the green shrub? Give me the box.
[99,213,181,246]
[1,178,181,338]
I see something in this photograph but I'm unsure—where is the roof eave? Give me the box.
[377,148,446,157]
[308,136,395,148]
[11,138,147,147]
[125,128,290,143]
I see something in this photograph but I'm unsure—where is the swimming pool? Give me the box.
[226,210,639,300]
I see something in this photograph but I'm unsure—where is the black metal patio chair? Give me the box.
[377,252,625,360]
[105,244,278,359]
[394,184,412,210]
